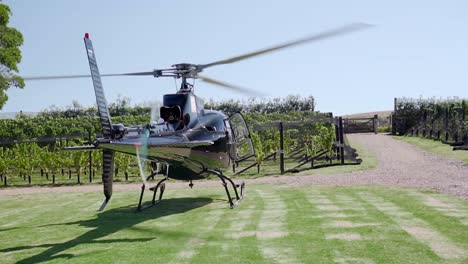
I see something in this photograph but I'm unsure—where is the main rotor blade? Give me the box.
[198,75,264,96]
[23,71,156,81]
[198,23,372,70]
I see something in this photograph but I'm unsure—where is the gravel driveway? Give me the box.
[1,134,467,199]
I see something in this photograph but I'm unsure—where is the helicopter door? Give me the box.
[227,113,255,161]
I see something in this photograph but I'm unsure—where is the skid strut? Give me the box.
[137,172,168,211]
[206,169,245,208]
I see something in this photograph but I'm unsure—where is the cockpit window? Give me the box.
[228,113,255,160]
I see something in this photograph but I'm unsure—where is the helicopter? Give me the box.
[24,23,371,211]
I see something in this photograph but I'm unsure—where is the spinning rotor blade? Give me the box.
[23,71,156,81]
[198,23,372,70]
[198,75,264,96]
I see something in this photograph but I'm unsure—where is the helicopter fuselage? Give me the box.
[95,108,232,180]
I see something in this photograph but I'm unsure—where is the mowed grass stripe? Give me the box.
[169,207,225,263]
[305,189,377,263]
[407,191,468,226]
[359,191,467,260]
[256,189,299,264]
[195,189,265,263]
[305,187,450,264]
[377,189,468,246]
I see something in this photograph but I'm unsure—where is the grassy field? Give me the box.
[1,184,467,264]
[394,136,468,164]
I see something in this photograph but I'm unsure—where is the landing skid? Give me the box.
[137,172,168,211]
[206,169,245,209]
[136,169,245,211]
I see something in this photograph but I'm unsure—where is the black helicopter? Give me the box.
[25,23,371,211]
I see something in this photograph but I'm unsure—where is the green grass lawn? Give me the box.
[394,136,468,164]
[1,184,467,263]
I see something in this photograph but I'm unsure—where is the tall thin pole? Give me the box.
[89,130,92,183]
[392,98,397,134]
[339,117,345,164]
[279,122,284,174]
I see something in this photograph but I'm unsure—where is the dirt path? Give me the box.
[1,134,467,199]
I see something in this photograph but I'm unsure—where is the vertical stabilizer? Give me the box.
[84,34,113,138]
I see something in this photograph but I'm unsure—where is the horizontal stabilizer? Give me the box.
[110,140,214,148]
[64,145,97,151]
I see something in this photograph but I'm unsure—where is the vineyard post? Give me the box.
[462,100,466,137]
[373,114,378,134]
[334,117,339,162]
[445,107,449,141]
[339,117,345,165]
[279,122,284,174]
[88,131,92,183]
[392,98,397,134]
[463,100,466,122]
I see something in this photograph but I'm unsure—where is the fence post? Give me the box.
[339,117,345,165]
[88,130,93,183]
[77,173,80,184]
[279,122,284,174]
[463,100,466,122]
[28,175,31,185]
[445,107,449,137]
[52,174,55,185]
[392,98,397,134]
[373,114,378,134]
[3,176,6,186]
[334,117,340,161]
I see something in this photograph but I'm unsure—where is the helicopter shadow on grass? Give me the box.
[3,197,213,264]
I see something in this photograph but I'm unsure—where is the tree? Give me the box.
[0,2,24,109]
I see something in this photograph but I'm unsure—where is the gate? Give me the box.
[343,115,378,134]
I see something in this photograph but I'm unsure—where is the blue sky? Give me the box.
[2,0,467,115]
